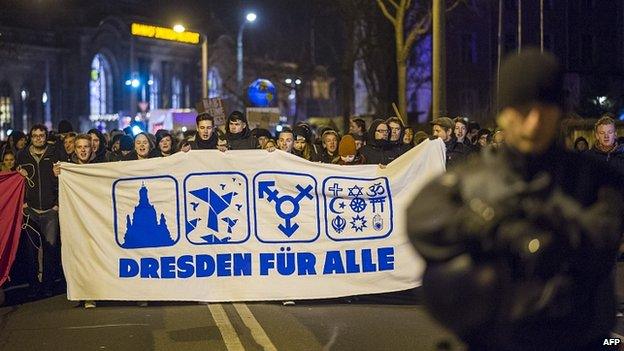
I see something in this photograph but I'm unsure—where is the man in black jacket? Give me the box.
[408,50,624,351]
[586,115,624,173]
[431,117,472,169]
[16,124,62,297]
[225,111,259,150]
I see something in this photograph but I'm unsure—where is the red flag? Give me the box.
[0,171,25,287]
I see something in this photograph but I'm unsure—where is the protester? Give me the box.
[15,124,62,298]
[453,117,474,150]
[403,126,415,149]
[251,128,272,149]
[1,130,27,159]
[263,139,277,150]
[225,111,258,150]
[189,113,217,150]
[60,132,77,162]
[292,125,319,161]
[491,129,505,149]
[125,133,153,161]
[431,117,471,169]
[386,117,409,159]
[154,132,175,157]
[475,128,492,149]
[87,129,109,163]
[586,115,624,172]
[359,119,392,165]
[413,131,429,146]
[348,118,367,138]
[217,135,229,152]
[277,128,294,153]
[319,130,340,163]
[573,136,589,153]
[108,135,134,161]
[353,133,365,151]
[408,49,624,351]
[467,121,480,144]
[70,134,94,164]
[1,150,15,172]
[335,134,365,165]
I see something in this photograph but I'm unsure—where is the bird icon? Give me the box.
[236,204,243,211]
[220,183,226,190]
[190,202,199,211]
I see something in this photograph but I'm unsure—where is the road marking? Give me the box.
[233,303,278,351]
[63,323,149,329]
[208,303,245,351]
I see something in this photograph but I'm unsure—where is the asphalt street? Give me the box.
[0,288,465,351]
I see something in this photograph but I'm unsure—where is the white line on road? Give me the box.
[233,303,278,351]
[208,303,245,351]
[63,323,149,330]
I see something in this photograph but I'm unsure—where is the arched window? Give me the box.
[171,76,181,109]
[207,67,223,98]
[90,53,112,116]
[0,82,13,133]
[149,73,159,110]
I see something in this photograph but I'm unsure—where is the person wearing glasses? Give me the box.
[15,124,63,298]
[359,119,392,165]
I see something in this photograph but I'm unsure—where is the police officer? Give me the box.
[407,49,624,351]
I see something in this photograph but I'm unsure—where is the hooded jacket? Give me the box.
[87,129,110,163]
[359,119,394,165]
[225,112,259,150]
[16,144,61,211]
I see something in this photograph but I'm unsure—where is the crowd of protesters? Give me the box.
[0,105,622,302]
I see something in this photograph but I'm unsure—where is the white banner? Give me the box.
[59,139,446,302]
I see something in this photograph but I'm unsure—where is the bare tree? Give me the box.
[376,0,462,119]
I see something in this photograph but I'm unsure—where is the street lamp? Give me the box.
[237,12,257,106]
[173,24,208,99]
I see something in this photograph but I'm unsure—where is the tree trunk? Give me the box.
[397,59,407,120]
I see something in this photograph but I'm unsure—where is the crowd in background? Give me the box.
[0,106,623,300]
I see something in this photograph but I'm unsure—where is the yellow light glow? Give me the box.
[131,23,199,45]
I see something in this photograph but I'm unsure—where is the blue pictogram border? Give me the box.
[112,175,181,249]
[322,176,394,242]
[252,171,320,244]
[183,171,251,245]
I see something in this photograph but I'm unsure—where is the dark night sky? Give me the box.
[0,0,340,68]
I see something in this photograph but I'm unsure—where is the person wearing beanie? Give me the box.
[359,119,393,165]
[57,119,74,135]
[225,110,259,150]
[108,135,134,161]
[407,48,624,351]
[292,124,319,161]
[335,134,364,165]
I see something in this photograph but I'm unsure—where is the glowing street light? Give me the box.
[237,11,259,108]
[285,78,292,84]
[173,24,186,33]
[246,13,257,23]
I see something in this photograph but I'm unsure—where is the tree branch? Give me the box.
[446,0,464,13]
[388,0,400,10]
[403,12,431,58]
[376,0,397,25]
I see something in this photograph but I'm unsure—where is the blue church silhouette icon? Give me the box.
[122,183,174,248]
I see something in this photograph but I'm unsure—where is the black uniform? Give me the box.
[407,145,624,351]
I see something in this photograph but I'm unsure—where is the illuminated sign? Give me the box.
[131,23,200,45]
